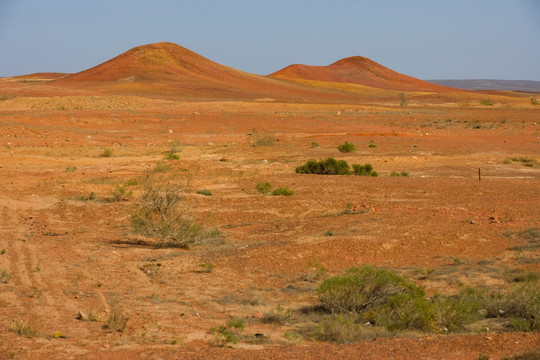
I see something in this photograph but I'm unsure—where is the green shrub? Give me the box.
[210,319,245,346]
[124,178,140,186]
[272,187,294,196]
[106,309,129,332]
[494,280,540,331]
[0,95,8,101]
[308,314,369,343]
[164,152,179,160]
[390,171,410,177]
[480,99,493,106]
[10,320,38,338]
[198,263,216,273]
[431,287,488,332]
[100,148,113,157]
[1,269,13,284]
[399,92,409,106]
[510,157,538,168]
[503,350,540,360]
[368,142,377,148]
[130,181,217,248]
[301,261,328,282]
[373,292,436,331]
[110,184,133,202]
[352,163,377,176]
[251,131,276,146]
[196,189,212,196]
[337,141,355,153]
[531,97,538,105]
[65,165,77,173]
[263,305,293,325]
[256,182,273,195]
[296,158,351,175]
[154,161,172,172]
[318,266,424,314]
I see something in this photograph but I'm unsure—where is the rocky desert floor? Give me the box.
[0,87,539,359]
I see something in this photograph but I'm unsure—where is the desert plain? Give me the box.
[0,43,539,359]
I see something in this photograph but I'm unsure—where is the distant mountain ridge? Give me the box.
[427,79,540,92]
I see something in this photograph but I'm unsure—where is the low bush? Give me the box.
[491,280,540,331]
[480,99,493,106]
[210,319,245,346]
[164,152,179,160]
[251,131,276,147]
[153,161,172,173]
[263,305,293,325]
[296,158,351,175]
[256,182,273,195]
[353,163,378,176]
[390,171,410,177]
[1,269,13,284]
[307,314,370,343]
[272,187,294,196]
[110,184,133,202]
[198,263,216,273]
[297,158,378,177]
[106,309,129,332]
[196,189,212,196]
[318,266,425,314]
[130,180,217,248]
[100,148,113,158]
[314,267,540,337]
[10,320,38,338]
[337,141,355,153]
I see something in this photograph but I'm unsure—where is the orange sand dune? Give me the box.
[269,56,460,92]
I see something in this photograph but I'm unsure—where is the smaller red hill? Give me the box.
[270,56,457,92]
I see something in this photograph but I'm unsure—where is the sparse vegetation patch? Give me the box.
[130,180,218,248]
[337,141,355,153]
[272,187,294,196]
[256,181,273,195]
[1,269,13,283]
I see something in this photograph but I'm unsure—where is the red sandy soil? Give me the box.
[0,43,539,359]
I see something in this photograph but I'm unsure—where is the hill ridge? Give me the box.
[270,56,457,92]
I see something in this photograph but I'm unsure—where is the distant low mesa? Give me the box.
[427,79,540,92]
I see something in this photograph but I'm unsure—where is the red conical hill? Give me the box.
[270,56,457,92]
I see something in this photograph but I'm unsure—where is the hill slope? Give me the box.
[54,42,359,101]
[269,56,457,92]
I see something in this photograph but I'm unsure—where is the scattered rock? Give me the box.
[77,310,89,321]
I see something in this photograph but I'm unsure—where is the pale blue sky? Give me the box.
[0,0,539,80]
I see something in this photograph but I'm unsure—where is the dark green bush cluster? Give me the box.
[353,164,377,176]
[296,158,351,175]
[316,266,540,336]
[296,158,377,176]
[337,141,355,153]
